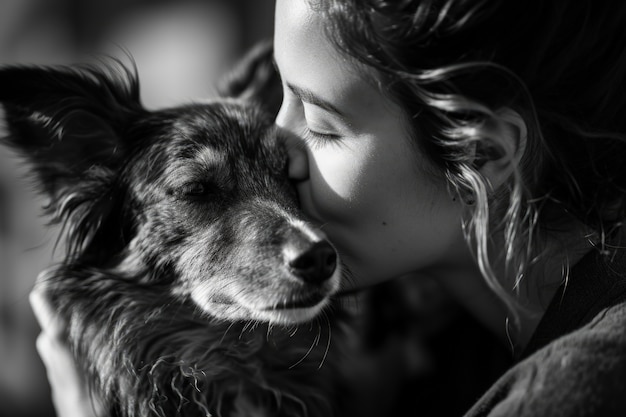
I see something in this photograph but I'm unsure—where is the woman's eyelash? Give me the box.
[302,127,343,149]
[306,128,340,140]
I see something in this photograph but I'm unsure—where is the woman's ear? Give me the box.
[474,108,528,192]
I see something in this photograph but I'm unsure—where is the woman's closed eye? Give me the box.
[305,127,341,140]
[301,106,346,147]
[278,84,351,147]
[302,123,344,149]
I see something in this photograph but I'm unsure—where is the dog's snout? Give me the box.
[286,240,337,284]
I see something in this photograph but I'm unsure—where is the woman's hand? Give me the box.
[30,285,104,417]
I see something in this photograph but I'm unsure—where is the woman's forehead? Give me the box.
[274,0,386,115]
[274,0,327,61]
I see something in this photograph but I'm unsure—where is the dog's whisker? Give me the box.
[313,324,322,348]
[288,331,318,370]
[240,320,252,336]
[266,323,272,340]
[219,321,238,346]
[317,222,330,230]
[318,312,332,370]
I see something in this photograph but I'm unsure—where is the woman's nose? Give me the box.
[276,102,309,181]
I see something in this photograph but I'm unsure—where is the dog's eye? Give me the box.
[180,182,212,198]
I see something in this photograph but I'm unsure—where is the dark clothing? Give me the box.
[465,248,626,416]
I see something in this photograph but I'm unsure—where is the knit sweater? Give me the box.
[465,248,626,417]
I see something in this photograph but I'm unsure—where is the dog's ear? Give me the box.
[217,40,282,117]
[0,62,143,199]
[0,63,145,259]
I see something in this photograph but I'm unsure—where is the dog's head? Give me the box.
[0,44,341,325]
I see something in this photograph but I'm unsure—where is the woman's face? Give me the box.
[274,0,469,289]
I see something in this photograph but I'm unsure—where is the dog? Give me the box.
[0,43,358,417]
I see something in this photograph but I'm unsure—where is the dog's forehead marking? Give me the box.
[195,146,228,167]
[165,146,234,188]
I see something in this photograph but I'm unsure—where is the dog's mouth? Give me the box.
[263,292,327,310]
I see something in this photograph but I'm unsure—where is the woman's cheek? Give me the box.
[306,145,372,222]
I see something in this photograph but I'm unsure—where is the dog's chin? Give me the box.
[251,266,343,325]
[201,297,331,325]
[256,297,331,325]
[195,264,342,325]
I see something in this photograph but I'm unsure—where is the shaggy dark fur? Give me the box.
[0,43,355,417]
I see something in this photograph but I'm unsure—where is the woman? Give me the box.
[32,0,626,415]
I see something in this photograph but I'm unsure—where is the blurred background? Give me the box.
[0,1,273,415]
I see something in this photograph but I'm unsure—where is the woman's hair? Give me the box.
[311,0,626,317]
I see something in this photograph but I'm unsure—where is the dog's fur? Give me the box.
[0,43,357,416]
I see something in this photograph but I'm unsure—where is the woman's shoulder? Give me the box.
[465,246,626,417]
[537,294,626,372]
[465,303,626,417]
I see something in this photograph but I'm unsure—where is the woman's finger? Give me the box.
[35,332,76,391]
[36,325,104,417]
[29,284,65,339]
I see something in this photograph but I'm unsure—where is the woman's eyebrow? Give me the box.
[272,56,347,118]
[285,82,346,117]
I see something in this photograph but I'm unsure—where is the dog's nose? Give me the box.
[287,241,337,284]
